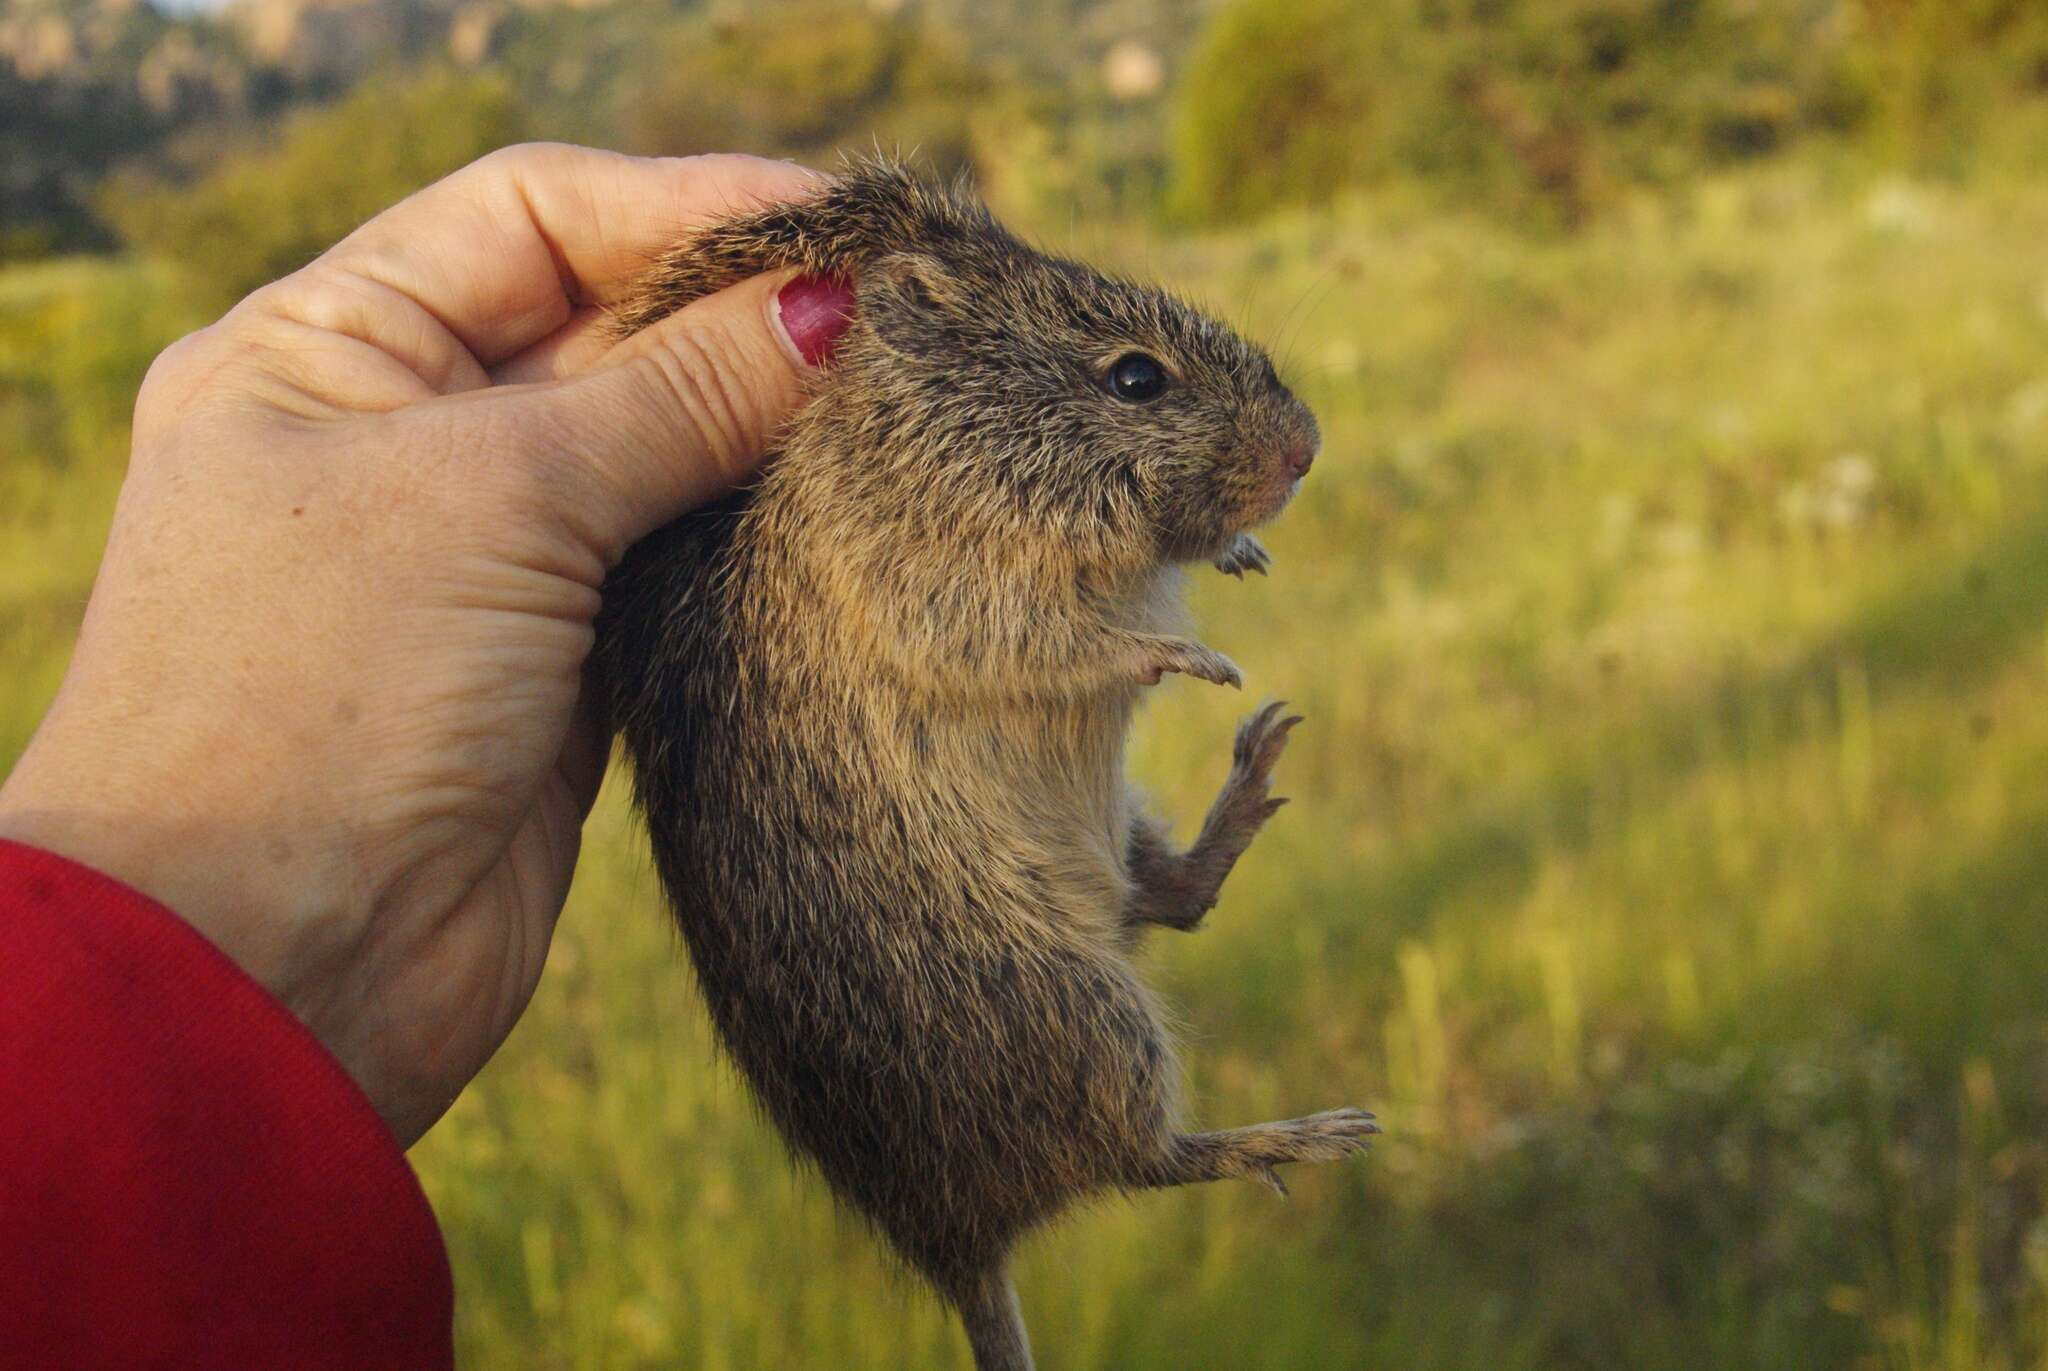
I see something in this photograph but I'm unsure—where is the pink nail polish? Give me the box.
[777,274,855,366]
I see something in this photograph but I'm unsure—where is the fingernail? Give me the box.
[776,274,855,367]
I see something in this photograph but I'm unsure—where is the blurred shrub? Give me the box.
[486,0,685,149]
[1851,0,2048,165]
[1164,0,1384,226]
[623,1,990,177]
[0,260,202,542]
[0,0,186,261]
[1169,0,2048,227]
[102,70,527,301]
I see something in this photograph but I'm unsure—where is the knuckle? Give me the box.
[257,263,370,334]
[135,326,213,412]
[473,140,579,186]
[232,270,310,321]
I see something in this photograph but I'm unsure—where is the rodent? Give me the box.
[592,160,1376,1371]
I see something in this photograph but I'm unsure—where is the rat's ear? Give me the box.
[863,252,965,357]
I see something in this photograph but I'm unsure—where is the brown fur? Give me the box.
[592,160,1374,1371]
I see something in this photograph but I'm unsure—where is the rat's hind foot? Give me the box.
[1138,1108,1380,1197]
[1213,534,1272,578]
[1123,703,1301,932]
[1221,700,1300,811]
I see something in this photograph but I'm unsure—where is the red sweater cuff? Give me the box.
[0,838,453,1371]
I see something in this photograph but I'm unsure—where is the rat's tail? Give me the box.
[958,1271,1034,1371]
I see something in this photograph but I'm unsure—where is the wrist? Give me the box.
[0,728,362,1030]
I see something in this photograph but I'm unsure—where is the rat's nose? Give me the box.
[1284,439,1317,479]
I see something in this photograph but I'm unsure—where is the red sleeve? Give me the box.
[0,838,453,1371]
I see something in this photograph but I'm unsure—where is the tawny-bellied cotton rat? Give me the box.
[593,161,1374,1371]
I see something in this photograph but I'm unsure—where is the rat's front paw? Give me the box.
[1213,534,1272,579]
[1127,636,1243,689]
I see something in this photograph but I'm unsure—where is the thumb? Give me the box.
[518,269,854,558]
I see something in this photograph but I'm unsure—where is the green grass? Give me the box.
[8,158,2048,1369]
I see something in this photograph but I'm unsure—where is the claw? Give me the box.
[1213,534,1273,579]
[1124,636,1241,689]
[1231,701,1300,778]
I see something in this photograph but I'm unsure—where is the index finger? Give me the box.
[319,144,826,367]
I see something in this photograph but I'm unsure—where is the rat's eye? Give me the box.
[1105,352,1169,404]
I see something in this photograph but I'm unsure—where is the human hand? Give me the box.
[0,144,852,1146]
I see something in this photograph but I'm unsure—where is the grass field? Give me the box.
[7,156,2048,1369]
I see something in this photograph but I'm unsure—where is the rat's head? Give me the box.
[823,176,1319,570]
